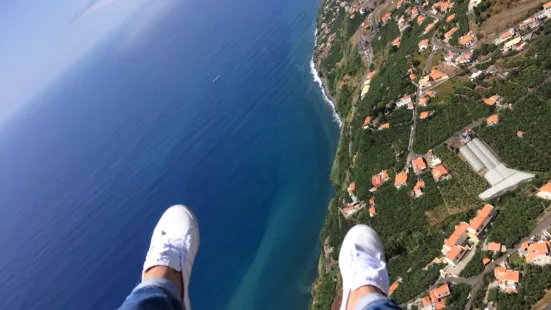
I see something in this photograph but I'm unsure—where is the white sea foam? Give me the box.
[310,30,342,127]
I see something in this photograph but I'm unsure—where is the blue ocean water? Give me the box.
[0,0,339,309]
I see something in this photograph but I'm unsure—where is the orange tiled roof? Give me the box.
[389,280,400,296]
[432,164,449,181]
[430,68,445,81]
[368,71,376,79]
[487,114,499,125]
[415,179,425,189]
[544,1,551,9]
[488,242,501,252]
[395,171,408,187]
[540,182,551,193]
[495,266,506,277]
[349,182,356,191]
[421,296,432,307]
[426,90,433,96]
[382,12,392,22]
[445,245,464,262]
[419,97,430,106]
[392,36,401,47]
[382,170,389,181]
[444,222,469,248]
[503,270,520,282]
[445,27,458,38]
[446,13,455,22]
[500,30,514,39]
[369,197,375,205]
[369,205,377,217]
[469,204,495,234]
[483,98,496,106]
[413,157,427,172]
[412,8,419,15]
[526,242,549,263]
[430,283,450,303]
[417,15,427,24]
[425,23,435,33]
[459,33,474,45]
[372,174,382,187]
[483,258,491,265]
[410,74,417,81]
[363,116,372,126]
[435,302,446,310]
[420,111,431,119]
[379,123,390,129]
[419,39,429,47]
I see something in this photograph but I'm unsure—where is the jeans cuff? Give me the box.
[134,278,182,303]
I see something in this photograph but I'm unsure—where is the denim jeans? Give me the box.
[119,278,401,310]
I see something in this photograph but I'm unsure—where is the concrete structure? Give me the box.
[459,138,535,200]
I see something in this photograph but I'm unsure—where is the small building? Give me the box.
[371,170,390,190]
[495,29,515,45]
[432,164,449,182]
[417,15,427,25]
[444,245,467,266]
[381,12,392,24]
[420,111,432,119]
[520,241,551,265]
[429,283,451,304]
[419,97,430,107]
[429,68,448,82]
[495,266,520,293]
[486,114,499,126]
[424,22,436,34]
[487,242,502,253]
[410,73,417,81]
[347,182,358,203]
[503,37,526,53]
[519,16,539,30]
[419,39,430,51]
[536,182,551,200]
[425,90,437,97]
[445,51,457,62]
[362,116,372,129]
[379,123,390,130]
[397,95,413,107]
[446,13,455,23]
[544,1,551,14]
[459,32,475,47]
[467,204,496,238]
[394,171,409,189]
[392,36,401,48]
[456,52,473,64]
[517,131,525,138]
[397,0,404,8]
[413,157,427,174]
[413,179,426,198]
[411,8,419,18]
[369,205,377,217]
[444,27,458,41]
[442,222,469,254]
[483,258,491,265]
[483,95,500,106]
[389,278,401,296]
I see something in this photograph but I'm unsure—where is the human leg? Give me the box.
[339,225,401,310]
[119,205,200,310]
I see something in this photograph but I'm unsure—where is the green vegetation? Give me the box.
[446,284,471,310]
[460,246,488,278]
[488,194,544,248]
[496,265,551,310]
[372,22,400,55]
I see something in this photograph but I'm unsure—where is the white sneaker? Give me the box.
[338,224,389,310]
[143,205,200,310]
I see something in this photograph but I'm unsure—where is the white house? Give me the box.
[396,95,413,108]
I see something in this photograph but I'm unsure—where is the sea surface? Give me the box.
[0,0,339,309]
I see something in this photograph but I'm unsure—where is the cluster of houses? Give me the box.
[420,283,450,310]
[444,50,474,65]
[439,204,496,268]
[492,2,551,54]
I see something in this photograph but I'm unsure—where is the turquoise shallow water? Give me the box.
[0,0,339,309]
